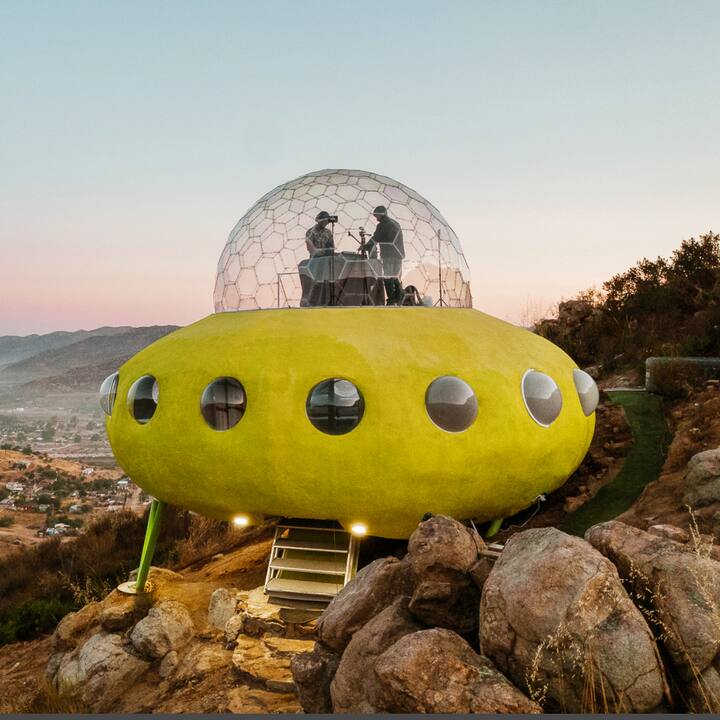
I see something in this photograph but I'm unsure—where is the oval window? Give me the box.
[573,368,599,416]
[425,375,478,432]
[522,370,562,427]
[99,372,119,416]
[127,375,159,424]
[201,377,246,430]
[306,378,364,435]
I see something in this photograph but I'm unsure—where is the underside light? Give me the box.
[350,522,368,537]
[232,514,250,527]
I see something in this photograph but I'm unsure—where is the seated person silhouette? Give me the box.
[305,211,334,256]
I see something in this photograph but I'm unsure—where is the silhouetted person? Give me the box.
[362,206,405,304]
[305,211,334,256]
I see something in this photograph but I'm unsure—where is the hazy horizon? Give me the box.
[2,1,719,336]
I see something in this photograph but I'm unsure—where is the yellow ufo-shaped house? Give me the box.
[102,170,598,594]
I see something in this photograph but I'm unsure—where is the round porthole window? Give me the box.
[306,378,364,435]
[201,377,246,430]
[573,368,599,416]
[522,370,562,427]
[127,375,159,424]
[99,372,119,416]
[425,375,478,432]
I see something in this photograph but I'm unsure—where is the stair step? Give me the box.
[273,538,349,553]
[277,518,343,531]
[270,557,347,576]
[266,577,342,600]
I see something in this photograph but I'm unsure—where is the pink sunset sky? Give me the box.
[1,1,718,336]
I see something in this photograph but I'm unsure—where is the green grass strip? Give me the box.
[560,390,671,537]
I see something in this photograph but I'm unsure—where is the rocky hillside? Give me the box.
[292,515,718,713]
[2,513,716,713]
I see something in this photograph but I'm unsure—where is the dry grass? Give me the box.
[621,512,719,712]
[170,514,276,570]
[523,571,637,713]
[0,678,88,713]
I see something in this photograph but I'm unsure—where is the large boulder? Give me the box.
[291,642,342,713]
[130,600,194,659]
[52,602,102,652]
[330,597,424,712]
[208,588,237,630]
[316,556,413,652]
[55,632,149,712]
[586,520,720,711]
[683,448,720,507]
[481,527,666,712]
[405,515,483,633]
[374,628,541,713]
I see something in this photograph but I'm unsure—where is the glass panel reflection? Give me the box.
[99,372,119,416]
[201,377,246,430]
[522,370,562,426]
[306,378,364,435]
[127,375,158,424]
[425,375,478,432]
[573,368,599,416]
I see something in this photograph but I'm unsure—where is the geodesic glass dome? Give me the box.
[214,169,472,310]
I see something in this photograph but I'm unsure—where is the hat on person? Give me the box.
[373,205,387,216]
[315,211,331,222]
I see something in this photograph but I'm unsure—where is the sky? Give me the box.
[1,0,719,336]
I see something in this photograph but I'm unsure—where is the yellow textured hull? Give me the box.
[106,308,594,538]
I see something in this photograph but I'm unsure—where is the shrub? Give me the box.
[0,598,76,644]
[0,515,15,528]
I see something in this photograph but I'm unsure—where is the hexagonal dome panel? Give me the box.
[214,169,472,311]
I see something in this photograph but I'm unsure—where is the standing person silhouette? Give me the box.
[362,206,405,305]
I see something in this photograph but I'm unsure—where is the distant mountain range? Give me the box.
[0,326,179,407]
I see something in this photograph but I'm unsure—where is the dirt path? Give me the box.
[560,390,671,536]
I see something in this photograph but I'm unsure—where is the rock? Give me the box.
[99,602,136,632]
[586,520,720,711]
[236,586,286,637]
[224,614,244,644]
[374,628,541,713]
[225,685,300,714]
[583,364,601,380]
[468,556,494,592]
[175,644,232,681]
[406,515,482,633]
[563,495,588,513]
[683,448,720,507]
[291,642,342,713]
[159,650,178,678]
[233,635,314,693]
[52,602,101,652]
[55,632,149,712]
[407,515,482,574]
[330,598,424,712]
[481,527,666,712]
[130,600,194,659]
[208,588,237,630]
[648,524,690,544]
[316,556,412,652]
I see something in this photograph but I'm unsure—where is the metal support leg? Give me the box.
[486,517,503,538]
[135,498,164,593]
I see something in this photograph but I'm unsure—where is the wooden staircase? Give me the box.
[264,519,361,612]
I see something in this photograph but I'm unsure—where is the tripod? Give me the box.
[349,229,372,305]
[434,228,448,307]
[328,219,336,306]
